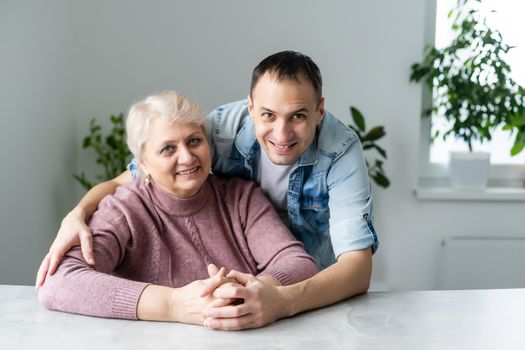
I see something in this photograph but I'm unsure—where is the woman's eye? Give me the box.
[188,138,201,146]
[160,145,174,154]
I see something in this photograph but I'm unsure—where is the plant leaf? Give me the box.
[72,172,93,191]
[372,144,387,159]
[510,130,525,156]
[350,106,366,132]
[362,126,386,142]
[510,112,525,127]
[82,137,91,148]
[372,172,390,188]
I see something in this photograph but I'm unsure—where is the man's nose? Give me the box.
[273,119,293,143]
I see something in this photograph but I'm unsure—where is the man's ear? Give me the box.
[317,97,325,125]
[247,95,255,120]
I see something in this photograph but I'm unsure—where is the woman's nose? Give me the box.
[177,146,194,164]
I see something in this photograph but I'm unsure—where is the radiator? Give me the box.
[437,236,525,290]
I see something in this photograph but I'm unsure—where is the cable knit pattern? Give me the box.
[39,176,317,320]
[185,216,212,266]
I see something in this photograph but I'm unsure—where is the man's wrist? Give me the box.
[278,281,307,318]
[258,275,281,286]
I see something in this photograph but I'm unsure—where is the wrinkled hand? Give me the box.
[203,270,289,330]
[202,264,244,306]
[170,265,236,325]
[35,208,94,288]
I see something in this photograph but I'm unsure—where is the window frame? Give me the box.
[418,0,525,187]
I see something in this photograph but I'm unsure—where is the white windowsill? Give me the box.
[415,178,525,201]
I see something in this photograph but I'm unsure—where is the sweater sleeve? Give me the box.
[38,195,149,320]
[234,180,318,285]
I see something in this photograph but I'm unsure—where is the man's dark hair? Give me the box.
[250,51,323,103]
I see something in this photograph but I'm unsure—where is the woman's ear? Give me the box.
[138,160,152,186]
[137,159,148,176]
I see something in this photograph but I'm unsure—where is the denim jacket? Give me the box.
[207,100,378,269]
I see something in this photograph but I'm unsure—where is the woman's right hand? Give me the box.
[137,266,235,324]
[170,265,243,325]
[35,207,95,288]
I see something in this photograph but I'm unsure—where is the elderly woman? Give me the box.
[38,91,317,325]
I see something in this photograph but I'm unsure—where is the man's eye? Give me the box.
[261,113,274,120]
[291,113,306,120]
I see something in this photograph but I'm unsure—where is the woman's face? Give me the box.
[139,118,211,198]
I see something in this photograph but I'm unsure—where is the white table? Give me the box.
[1,285,524,349]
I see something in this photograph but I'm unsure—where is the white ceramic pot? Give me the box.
[448,151,490,189]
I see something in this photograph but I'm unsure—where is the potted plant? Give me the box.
[74,113,131,190]
[410,0,525,188]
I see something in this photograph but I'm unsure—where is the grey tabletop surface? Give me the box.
[1,285,524,349]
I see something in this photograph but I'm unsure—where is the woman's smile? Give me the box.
[176,166,200,176]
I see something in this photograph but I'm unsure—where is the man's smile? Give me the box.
[268,140,298,153]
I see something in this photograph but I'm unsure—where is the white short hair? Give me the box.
[126,91,206,161]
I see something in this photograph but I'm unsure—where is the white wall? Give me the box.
[0,1,77,284]
[2,0,524,288]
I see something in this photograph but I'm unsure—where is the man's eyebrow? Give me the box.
[289,107,309,114]
[260,106,276,113]
[259,107,309,114]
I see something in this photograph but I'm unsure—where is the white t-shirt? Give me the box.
[254,150,294,224]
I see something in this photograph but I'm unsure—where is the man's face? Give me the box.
[248,72,324,165]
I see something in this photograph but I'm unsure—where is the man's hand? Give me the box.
[203,270,289,330]
[35,208,94,288]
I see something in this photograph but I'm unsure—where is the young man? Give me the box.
[36,51,378,330]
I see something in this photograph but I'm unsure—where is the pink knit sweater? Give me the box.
[39,176,317,320]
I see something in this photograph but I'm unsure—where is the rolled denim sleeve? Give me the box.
[326,136,379,258]
[127,158,139,179]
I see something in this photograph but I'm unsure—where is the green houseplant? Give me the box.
[73,113,131,190]
[348,106,390,188]
[410,0,525,187]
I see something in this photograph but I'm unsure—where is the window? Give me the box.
[420,0,525,184]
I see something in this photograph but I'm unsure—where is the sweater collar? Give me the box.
[144,176,211,217]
